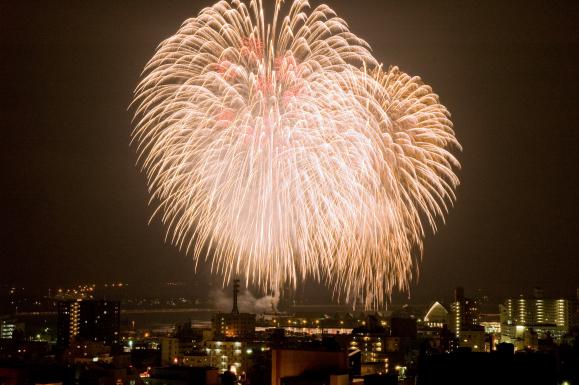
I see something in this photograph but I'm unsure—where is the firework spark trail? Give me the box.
[132,0,461,308]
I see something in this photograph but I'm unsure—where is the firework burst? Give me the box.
[132,0,460,308]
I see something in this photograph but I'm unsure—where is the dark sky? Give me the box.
[1,0,578,303]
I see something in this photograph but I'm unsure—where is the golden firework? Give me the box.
[132,0,461,308]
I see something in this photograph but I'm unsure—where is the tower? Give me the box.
[212,279,256,339]
[232,279,240,315]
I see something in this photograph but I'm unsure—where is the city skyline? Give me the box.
[1,0,578,304]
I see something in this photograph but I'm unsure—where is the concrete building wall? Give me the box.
[271,349,347,385]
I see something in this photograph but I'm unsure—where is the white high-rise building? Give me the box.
[500,288,570,345]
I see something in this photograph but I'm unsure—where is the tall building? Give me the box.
[211,280,256,340]
[449,287,480,338]
[57,299,120,348]
[500,288,570,343]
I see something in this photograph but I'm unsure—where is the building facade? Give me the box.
[449,287,480,338]
[203,340,255,373]
[57,299,120,348]
[500,291,570,343]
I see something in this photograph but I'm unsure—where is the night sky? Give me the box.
[1,0,578,303]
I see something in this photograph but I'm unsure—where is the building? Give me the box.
[416,347,557,385]
[203,340,256,373]
[348,316,389,375]
[212,313,256,340]
[0,340,51,362]
[500,288,571,343]
[478,313,501,335]
[211,280,256,339]
[271,348,348,385]
[182,351,211,367]
[458,329,486,352]
[0,319,20,340]
[419,303,457,353]
[63,340,113,364]
[417,323,458,354]
[205,281,258,373]
[145,366,219,385]
[161,337,180,366]
[423,302,449,328]
[449,287,480,338]
[174,322,209,355]
[57,299,120,348]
